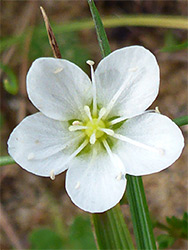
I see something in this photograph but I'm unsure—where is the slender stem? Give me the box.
[0,156,15,166]
[92,204,135,249]
[126,175,157,249]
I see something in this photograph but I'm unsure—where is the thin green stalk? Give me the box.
[126,175,157,249]
[0,156,15,166]
[92,204,135,249]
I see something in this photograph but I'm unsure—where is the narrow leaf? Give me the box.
[88,0,111,57]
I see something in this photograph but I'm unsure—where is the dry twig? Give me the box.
[40,6,62,59]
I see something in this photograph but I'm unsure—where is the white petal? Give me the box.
[8,113,84,177]
[65,144,126,213]
[113,113,184,176]
[95,46,160,118]
[27,58,92,121]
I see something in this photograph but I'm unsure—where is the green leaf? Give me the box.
[126,175,157,249]
[173,116,188,126]
[69,216,97,249]
[92,204,135,249]
[29,228,64,249]
[88,0,111,57]
[166,213,188,239]
[157,234,175,249]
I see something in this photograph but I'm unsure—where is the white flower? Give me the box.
[8,46,184,213]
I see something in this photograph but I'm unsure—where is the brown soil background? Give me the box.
[0,1,187,249]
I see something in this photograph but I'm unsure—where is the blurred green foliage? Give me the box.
[0,63,18,95]
[29,215,96,250]
[69,216,97,249]
[161,30,188,52]
[155,212,188,249]
[29,228,63,250]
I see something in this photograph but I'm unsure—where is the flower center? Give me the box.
[85,118,105,138]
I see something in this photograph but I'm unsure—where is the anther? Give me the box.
[72,121,81,126]
[27,152,34,160]
[84,105,92,120]
[86,60,95,66]
[155,106,160,114]
[90,132,96,144]
[75,181,80,189]
[116,172,123,181]
[50,170,55,180]
[54,67,63,74]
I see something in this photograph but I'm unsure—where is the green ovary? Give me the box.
[85,118,105,138]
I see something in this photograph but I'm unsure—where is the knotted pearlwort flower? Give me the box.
[8,46,184,213]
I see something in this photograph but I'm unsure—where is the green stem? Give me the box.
[126,175,157,249]
[1,15,187,53]
[0,156,15,166]
[92,204,135,249]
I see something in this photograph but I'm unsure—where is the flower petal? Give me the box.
[27,58,92,121]
[8,113,84,177]
[113,113,184,176]
[95,46,160,118]
[65,144,126,213]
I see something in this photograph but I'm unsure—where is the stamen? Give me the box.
[75,181,80,189]
[103,68,144,119]
[84,105,92,121]
[50,170,55,180]
[86,60,97,117]
[72,120,82,126]
[99,128,114,136]
[90,132,96,144]
[27,152,34,160]
[98,107,106,121]
[69,125,88,132]
[102,139,125,177]
[112,133,165,155]
[109,116,127,125]
[103,80,129,119]
[102,139,113,158]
